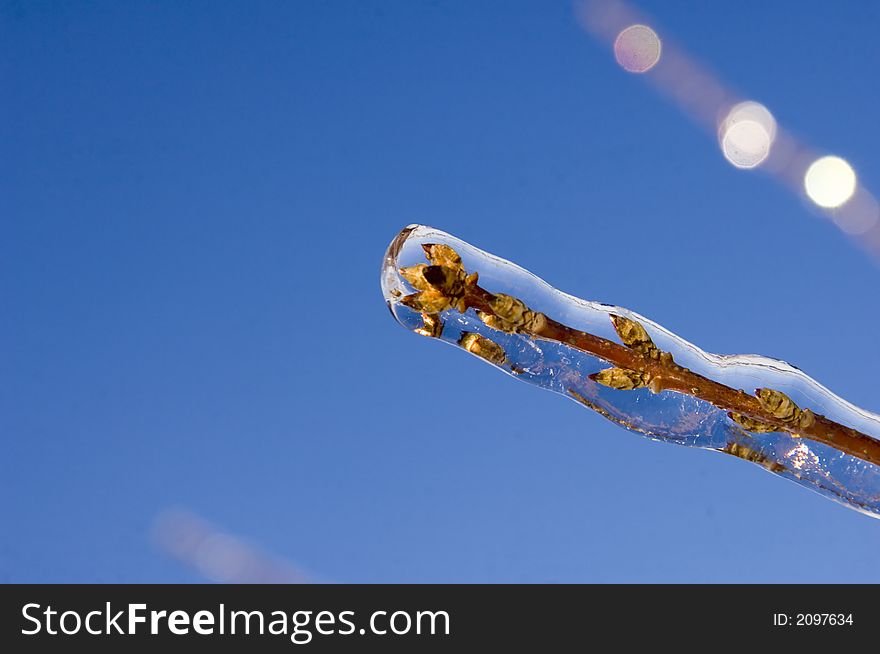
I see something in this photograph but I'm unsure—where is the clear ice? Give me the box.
[381,225,880,518]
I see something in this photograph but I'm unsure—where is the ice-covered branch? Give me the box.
[381,225,880,518]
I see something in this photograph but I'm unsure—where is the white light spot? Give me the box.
[785,443,819,471]
[614,25,661,73]
[805,156,857,208]
[722,122,771,168]
[719,101,776,169]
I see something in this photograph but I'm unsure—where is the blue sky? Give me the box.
[3,1,880,582]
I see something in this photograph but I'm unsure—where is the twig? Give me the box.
[398,244,880,468]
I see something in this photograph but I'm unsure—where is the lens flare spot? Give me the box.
[805,156,857,208]
[614,24,661,73]
[719,101,776,169]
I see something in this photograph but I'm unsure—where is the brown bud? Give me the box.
[729,412,779,434]
[592,367,649,391]
[610,314,664,360]
[415,313,444,338]
[399,264,432,291]
[756,388,800,424]
[422,243,463,270]
[459,332,507,366]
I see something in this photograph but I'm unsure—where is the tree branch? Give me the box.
[399,243,880,468]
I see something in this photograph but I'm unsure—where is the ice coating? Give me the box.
[381,225,880,518]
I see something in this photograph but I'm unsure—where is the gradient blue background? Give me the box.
[3,1,879,582]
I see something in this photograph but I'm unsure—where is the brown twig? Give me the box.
[399,244,880,468]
